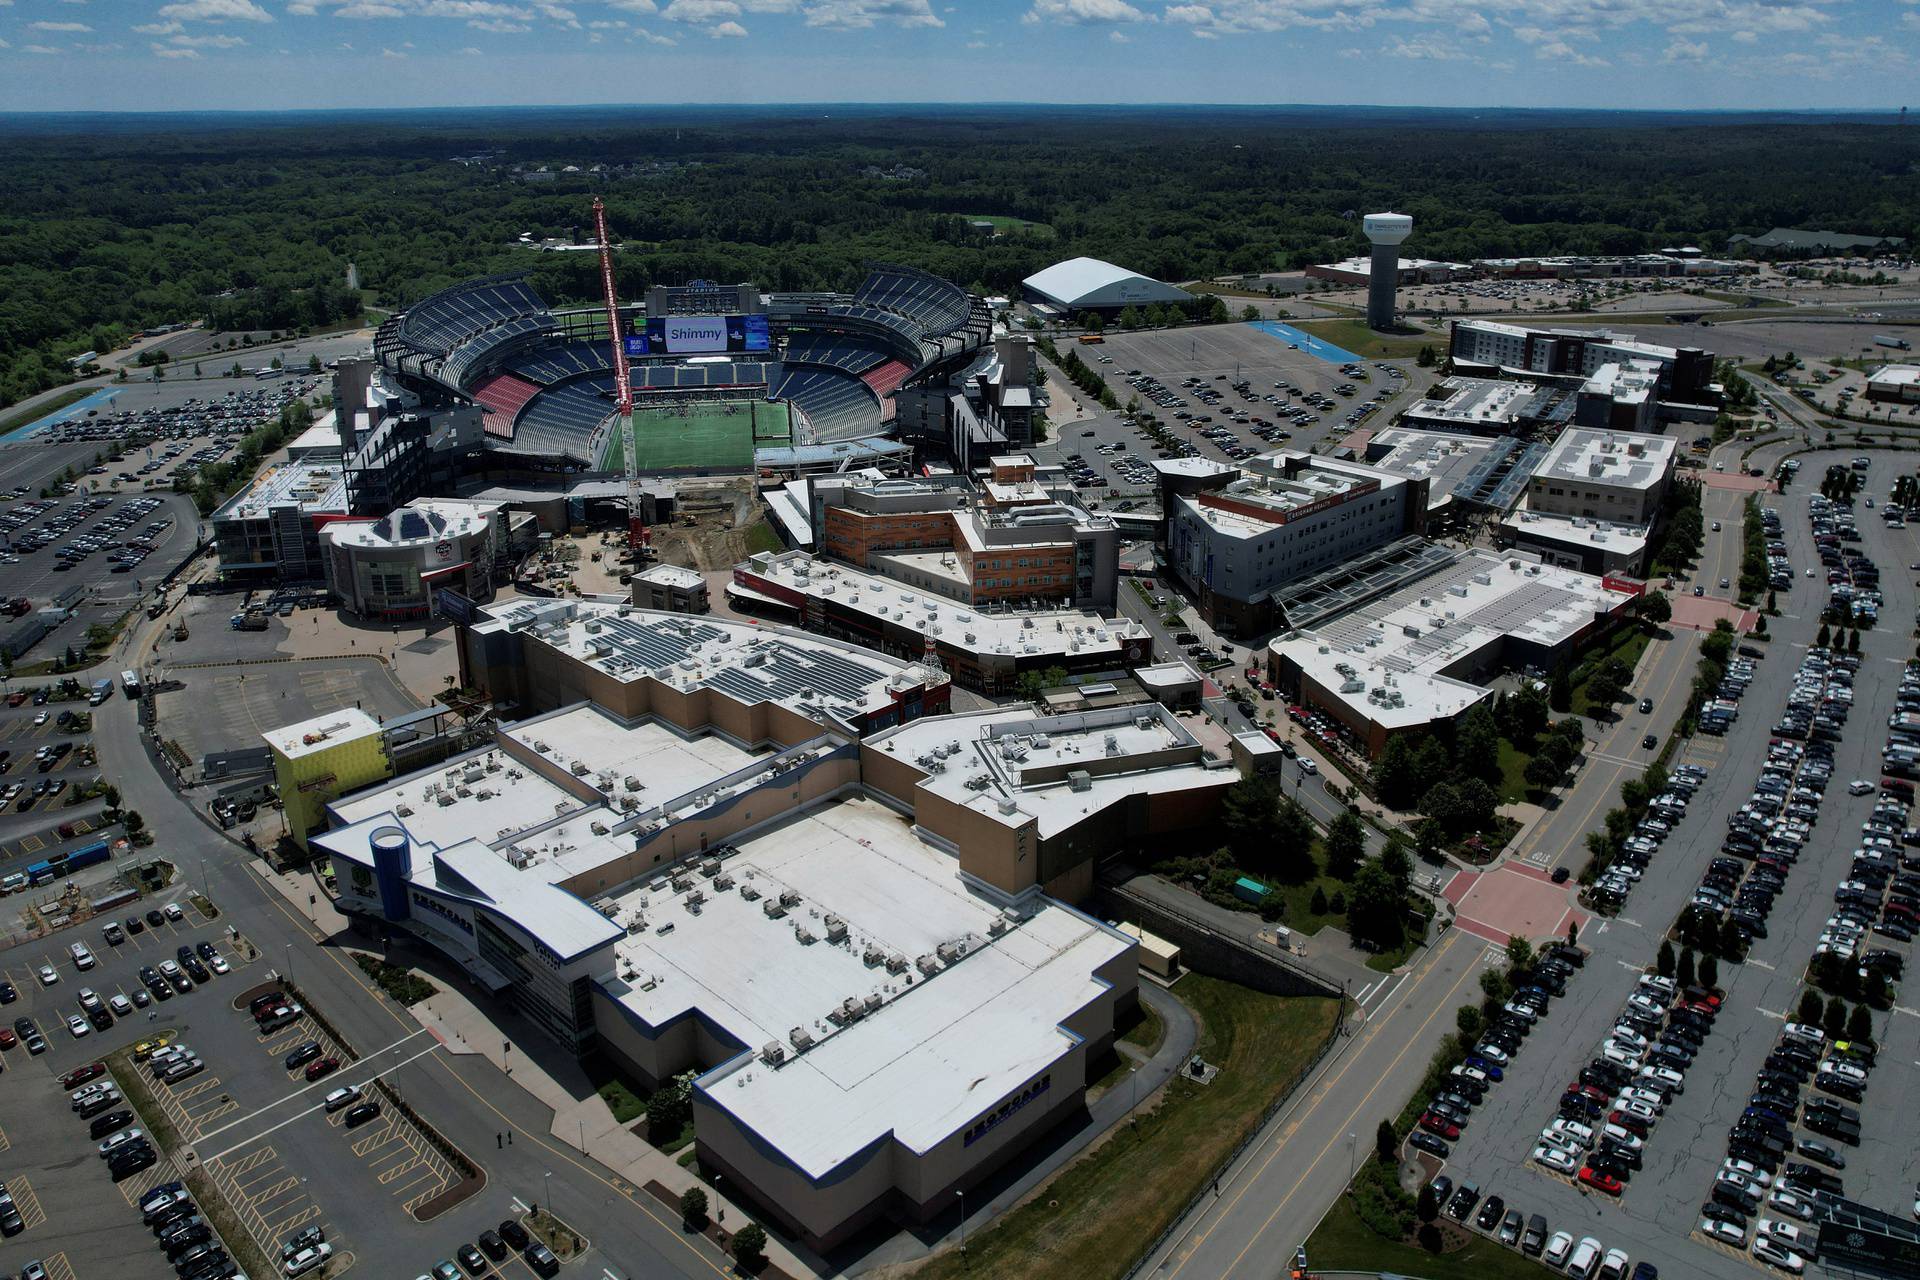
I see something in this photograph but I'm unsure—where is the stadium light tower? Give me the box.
[592,197,645,549]
[1363,212,1413,331]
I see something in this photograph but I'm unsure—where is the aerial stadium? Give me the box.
[371,261,992,475]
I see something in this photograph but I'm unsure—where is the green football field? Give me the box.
[600,398,791,472]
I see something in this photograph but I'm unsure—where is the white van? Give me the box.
[1567,1237,1604,1280]
[68,942,96,971]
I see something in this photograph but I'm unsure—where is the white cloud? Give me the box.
[76,40,123,48]
[628,24,674,40]
[662,0,736,19]
[468,17,529,28]
[1163,2,1210,21]
[708,16,746,32]
[153,42,199,53]
[1024,0,1148,24]
[1903,9,1920,28]
[964,36,985,45]
[1533,38,1607,66]
[172,30,246,43]
[0,36,10,45]
[588,27,601,37]
[1663,36,1706,61]
[1731,27,1757,41]
[336,2,405,15]
[1384,31,1470,60]
[588,17,626,26]
[30,20,93,30]
[156,0,275,22]
[287,1,317,10]
[380,42,406,52]
[134,19,183,31]
[604,0,656,10]
[802,0,941,26]
[1109,26,1127,39]
[22,42,62,51]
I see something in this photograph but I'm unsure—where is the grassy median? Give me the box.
[1307,1188,1558,1280]
[906,978,1341,1280]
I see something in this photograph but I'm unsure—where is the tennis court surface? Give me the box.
[603,398,792,472]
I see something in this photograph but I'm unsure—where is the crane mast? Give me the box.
[592,197,646,550]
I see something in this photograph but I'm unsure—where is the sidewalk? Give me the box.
[252,860,817,1278]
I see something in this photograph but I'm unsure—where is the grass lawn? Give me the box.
[742,519,785,556]
[906,980,1342,1280]
[1308,1183,1557,1280]
[0,385,93,437]
[945,212,1054,237]
[1294,318,1440,360]
[1496,739,1533,805]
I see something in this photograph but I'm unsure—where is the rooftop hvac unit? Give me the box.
[997,797,1020,816]
[1067,770,1092,793]
[626,914,645,935]
[740,883,762,902]
[618,795,639,812]
[763,898,787,919]
[794,923,817,945]
[1136,714,1156,730]
[670,873,692,892]
[699,857,721,878]
[936,940,965,964]
[863,992,883,1014]
[714,871,735,892]
[916,953,941,976]
[590,821,609,836]
[863,944,885,967]
[395,803,413,817]
[685,889,706,909]
[1032,733,1052,750]
[779,889,801,908]
[760,1041,787,1066]
[462,766,483,784]
[886,951,908,973]
[824,915,848,943]
[789,1026,815,1051]
[1104,733,1121,756]
[988,916,1009,937]
[436,792,457,807]
[593,898,618,918]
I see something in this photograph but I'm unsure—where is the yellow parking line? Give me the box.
[268,1203,322,1237]
[377,1154,426,1187]
[221,1148,276,1179]
[12,1175,46,1230]
[19,834,41,853]
[40,1253,77,1280]
[0,1121,10,1153]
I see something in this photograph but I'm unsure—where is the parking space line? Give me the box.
[200,1039,438,1159]
[11,1175,46,1231]
[38,1253,77,1280]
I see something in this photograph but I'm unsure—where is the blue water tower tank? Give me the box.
[370,825,412,922]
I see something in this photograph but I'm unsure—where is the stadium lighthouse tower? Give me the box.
[1363,212,1413,330]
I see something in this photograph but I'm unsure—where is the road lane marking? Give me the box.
[202,1042,441,1161]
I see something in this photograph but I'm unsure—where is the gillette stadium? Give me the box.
[372,265,993,474]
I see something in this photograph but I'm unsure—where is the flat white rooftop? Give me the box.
[1869,365,1920,388]
[1402,378,1537,427]
[1507,507,1651,559]
[867,703,1226,839]
[637,563,705,589]
[264,707,384,761]
[212,456,347,522]
[599,795,1130,1176]
[1275,638,1490,729]
[1534,428,1675,490]
[472,598,943,729]
[738,551,1148,664]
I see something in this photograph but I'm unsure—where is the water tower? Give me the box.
[1363,212,1413,330]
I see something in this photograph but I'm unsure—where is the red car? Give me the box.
[61,1061,106,1089]
[303,1056,339,1083]
[0,1027,15,1049]
[1571,1084,1610,1105]
[1608,1111,1650,1138]
[1418,1112,1461,1141]
[1578,1167,1623,1196]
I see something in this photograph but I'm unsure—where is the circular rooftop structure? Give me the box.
[1364,212,1414,245]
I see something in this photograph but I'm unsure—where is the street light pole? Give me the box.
[957,1189,968,1263]
[283,942,292,984]
[543,1170,552,1221]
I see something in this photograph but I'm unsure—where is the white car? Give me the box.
[1717,1170,1762,1204]
[1752,1238,1808,1274]
[1602,1041,1644,1068]
[1548,1118,1595,1146]
[284,1242,332,1277]
[66,1014,90,1038]
[37,965,59,987]
[1781,1022,1826,1047]
[163,902,184,921]
[209,955,230,976]
[1473,1044,1509,1066]
[1544,1231,1575,1268]
[1724,1158,1774,1186]
[97,1127,144,1158]
[1757,1218,1806,1250]
[1613,1096,1658,1123]
[1600,1124,1643,1152]
[1532,1144,1579,1174]
[1769,1188,1816,1222]
[1600,1247,1631,1279]
[1701,1217,1747,1245]
[1850,779,1876,796]
[1639,1065,1685,1093]
[32,712,47,726]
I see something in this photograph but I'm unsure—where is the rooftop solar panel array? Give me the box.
[578,614,892,710]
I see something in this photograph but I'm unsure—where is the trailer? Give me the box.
[1874,334,1912,351]
[26,839,111,885]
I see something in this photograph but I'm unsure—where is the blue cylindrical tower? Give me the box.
[370,825,412,922]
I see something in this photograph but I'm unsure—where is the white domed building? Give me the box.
[322,499,504,621]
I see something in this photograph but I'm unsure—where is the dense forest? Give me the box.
[2,105,1918,410]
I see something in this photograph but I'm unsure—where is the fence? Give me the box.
[1121,1011,1344,1280]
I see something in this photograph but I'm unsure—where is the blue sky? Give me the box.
[2,0,1917,112]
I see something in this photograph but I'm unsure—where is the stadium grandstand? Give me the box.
[372,262,990,472]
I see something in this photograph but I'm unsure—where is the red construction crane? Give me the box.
[592,197,647,550]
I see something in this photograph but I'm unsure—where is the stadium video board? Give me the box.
[626,314,770,356]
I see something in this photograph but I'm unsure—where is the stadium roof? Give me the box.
[1022,257,1193,311]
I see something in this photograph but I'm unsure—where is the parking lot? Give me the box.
[1399,450,1920,1279]
[1028,322,1437,505]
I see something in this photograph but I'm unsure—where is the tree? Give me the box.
[1325,811,1367,881]
[1639,591,1671,625]
[1816,622,1831,648]
[122,810,145,836]
[307,353,322,372]
[1310,885,1329,916]
[1376,1118,1399,1164]
[1265,796,1320,884]
[1416,345,1437,368]
[1416,1182,1440,1223]
[1479,967,1510,1005]
[1549,666,1572,713]
[1676,946,1696,990]
[1504,935,1534,973]
[1846,1003,1874,1045]
[1455,704,1501,788]
[1371,734,1422,810]
[1656,939,1676,978]
[1796,989,1824,1024]
[1346,860,1407,952]
[1455,1004,1482,1038]
[646,1070,695,1144]
[732,1222,768,1270]
[1567,919,1579,948]
[1698,953,1718,991]
[1823,996,1849,1039]
[1241,304,1260,322]
[1219,775,1279,863]
[680,1187,709,1227]
[1524,753,1565,794]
